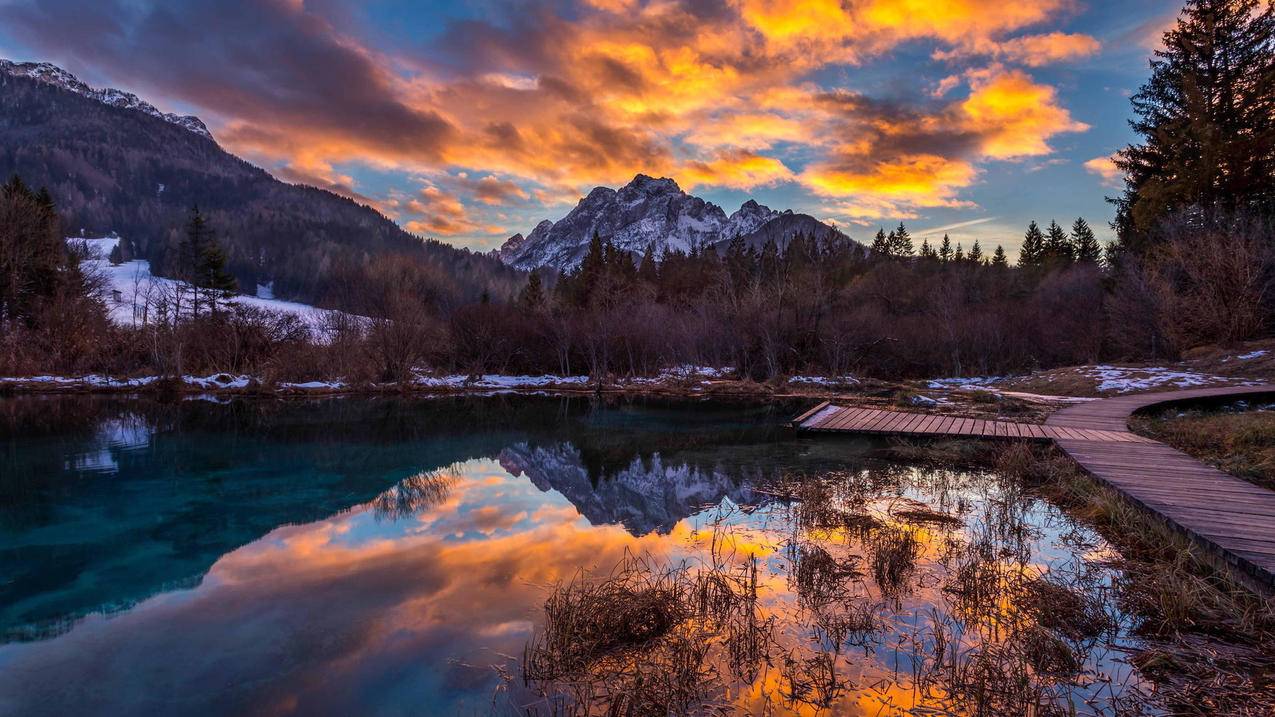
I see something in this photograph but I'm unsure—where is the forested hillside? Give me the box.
[0,72,523,310]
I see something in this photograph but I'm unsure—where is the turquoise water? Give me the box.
[0,395,1153,715]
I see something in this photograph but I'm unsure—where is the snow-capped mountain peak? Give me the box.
[496,174,846,271]
[1,60,213,141]
[724,199,781,240]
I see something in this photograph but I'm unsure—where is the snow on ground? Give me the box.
[412,373,593,389]
[1238,350,1269,361]
[926,376,1004,390]
[789,375,859,386]
[0,374,158,388]
[1081,365,1240,393]
[73,236,343,332]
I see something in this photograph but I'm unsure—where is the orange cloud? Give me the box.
[1084,154,1124,187]
[959,69,1089,159]
[936,32,1101,67]
[404,186,506,237]
[803,154,978,218]
[680,150,796,190]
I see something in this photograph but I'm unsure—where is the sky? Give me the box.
[0,0,1181,256]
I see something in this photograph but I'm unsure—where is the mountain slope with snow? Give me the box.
[76,237,343,331]
[497,174,852,271]
[1,60,213,140]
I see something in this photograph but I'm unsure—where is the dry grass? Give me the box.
[1132,408,1275,490]
[521,548,774,716]
[992,442,1275,711]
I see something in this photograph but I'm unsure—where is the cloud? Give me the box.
[803,154,979,218]
[1084,154,1124,187]
[935,32,1101,67]
[1,0,1099,237]
[959,69,1089,159]
[797,68,1086,216]
[404,185,505,237]
[680,150,795,190]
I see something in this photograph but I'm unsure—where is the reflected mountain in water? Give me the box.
[501,442,764,535]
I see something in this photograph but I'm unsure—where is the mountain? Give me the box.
[1,60,212,140]
[496,174,853,271]
[0,60,521,310]
[498,442,763,536]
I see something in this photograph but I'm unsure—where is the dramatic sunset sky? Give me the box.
[1,0,1178,254]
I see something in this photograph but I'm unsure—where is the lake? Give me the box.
[0,394,1157,715]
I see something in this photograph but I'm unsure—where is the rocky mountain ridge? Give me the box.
[1,60,213,140]
[497,174,850,271]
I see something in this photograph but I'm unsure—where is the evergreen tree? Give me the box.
[888,222,914,257]
[573,231,607,306]
[918,238,936,260]
[181,205,212,284]
[196,236,237,313]
[991,245,1009,268]
[967,240,984,265]
[638,244,659,284]
[953,243,965,263]
[108,243,124,266]
[938,233,953,262]
[871,228,890,257]
[180,207,238,315]
[519,270,546,312]
[1018,221,1045,269]
[759,237,780,279]
[1115,0,1275,248]
[1042,220,1075,269]
[1071,217,1101,264]
[0,175,75,325]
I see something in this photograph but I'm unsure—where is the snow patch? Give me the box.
[72,236,349,335]
[789,375,860,386]
[1082,365,1236,393]
[927,376,1004,390]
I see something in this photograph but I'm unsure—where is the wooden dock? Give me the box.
[793,385,1275,591]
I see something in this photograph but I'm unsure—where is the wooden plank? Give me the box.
[885,411,920,433]
[792,401,831,427]
[824,408,861,431]
[870,410,906,431]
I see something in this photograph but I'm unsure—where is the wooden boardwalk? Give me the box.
[793,385,1275,591]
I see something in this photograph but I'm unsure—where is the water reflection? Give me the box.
[0,395,1157,715]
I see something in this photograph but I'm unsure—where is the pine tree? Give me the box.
[638,244,659,284]
[870,228,889,257]
[182,206,213,315]
[574,231,607,306]
[1042,220,1075,269]
[1018,221,1045,269]
[108,243,124,266]
[1071,217,1101,264]
[938,233,953,262]
[953,243,965,263]
[889,222,914,257]
[1115,0,1275,248]
[967,240,984,265]
[519,270,546,312]
[196,235,238,314]
[991,245,1009,268]
[918,238,936,260]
